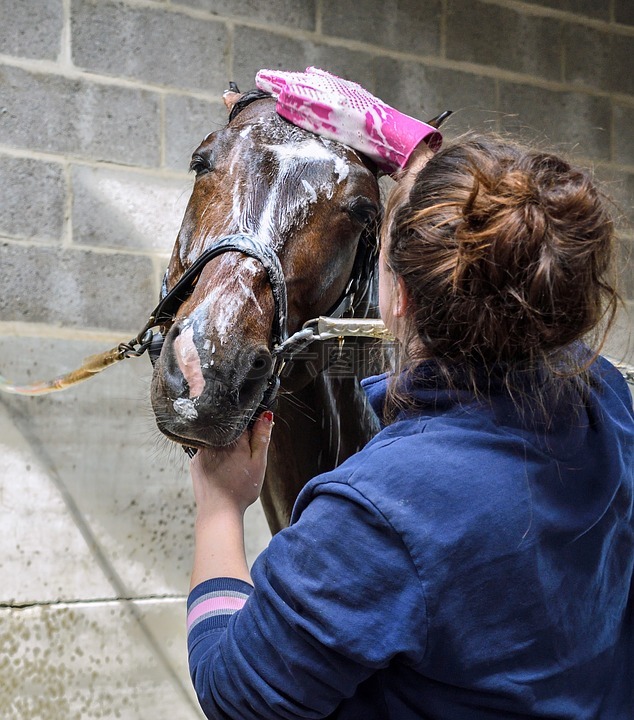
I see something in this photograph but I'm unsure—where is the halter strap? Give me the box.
[149,234,288,348]
[127,230,375,455]
[143,230,376,367]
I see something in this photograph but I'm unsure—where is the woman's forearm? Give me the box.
[190,507,252,590]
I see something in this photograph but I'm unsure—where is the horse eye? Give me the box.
[347,199,378,226]
[190,154,212,177]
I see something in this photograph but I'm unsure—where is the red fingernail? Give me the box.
[262,410,274,423]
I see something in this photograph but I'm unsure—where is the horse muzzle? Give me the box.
[150,314,277,447]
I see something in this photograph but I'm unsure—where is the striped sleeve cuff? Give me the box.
[187,577,253,645]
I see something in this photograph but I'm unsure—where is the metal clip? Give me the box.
[118,328,154,358]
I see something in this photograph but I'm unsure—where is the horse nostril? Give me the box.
[248,352,272,379]
[239,349,273,404]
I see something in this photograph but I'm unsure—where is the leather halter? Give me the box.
[147,234,288,363]
[144,231,376,420]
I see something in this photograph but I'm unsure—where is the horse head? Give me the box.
[150,89,380,449]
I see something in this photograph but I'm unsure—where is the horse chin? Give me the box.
[153,404,257,449]
[155,414,251,449]
[150,372,264,449]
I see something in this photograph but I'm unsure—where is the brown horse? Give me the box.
[150,89,383,533]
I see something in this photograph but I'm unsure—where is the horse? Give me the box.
[149,88,384,533]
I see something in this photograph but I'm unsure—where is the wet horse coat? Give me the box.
[150,91,382,532]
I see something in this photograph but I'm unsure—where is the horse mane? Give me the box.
[228,88,273,123]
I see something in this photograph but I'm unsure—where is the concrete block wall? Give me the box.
[0,1,632,717]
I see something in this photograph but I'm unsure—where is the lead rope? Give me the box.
[2,317,633,395]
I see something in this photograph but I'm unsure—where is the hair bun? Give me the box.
[385,136,618,374]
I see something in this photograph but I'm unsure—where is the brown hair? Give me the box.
[382,135,619,418]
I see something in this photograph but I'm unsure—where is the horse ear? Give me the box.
[402,143,434,175]
[223,90,243,112]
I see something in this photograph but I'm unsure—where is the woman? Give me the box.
[186,70,634,719]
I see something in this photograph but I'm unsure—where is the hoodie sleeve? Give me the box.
[188,478,427,720]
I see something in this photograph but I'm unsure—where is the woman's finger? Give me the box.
[250,410,274,461]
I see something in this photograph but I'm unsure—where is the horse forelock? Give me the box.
[227,88,272,123]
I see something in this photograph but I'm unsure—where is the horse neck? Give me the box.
[261,336,383,534]
[260,266,384,534]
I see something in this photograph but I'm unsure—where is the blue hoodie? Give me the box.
[188,356,634,719]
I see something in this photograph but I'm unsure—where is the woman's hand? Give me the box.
[191,411,274,519]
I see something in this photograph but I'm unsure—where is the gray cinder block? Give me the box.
[232,26,310,86]
[446,0,563,82]
[72,165,191,253]
[71,0,229,93]
[522,0,609,22]
[171,0,316,30]
[164,95,228,172]
[321,0,442,56]
[233,27,376,92]
[0,243,155,331]
[564,24,634,96]
[498,82,610,161]
[0,0,64,60]
[618,238,634,300]
[594,166,634,232]
[0,156,66,242]
[374,58,498,135]
[0,66,161,166]
[614,104,634,167]
[615,0,634,25]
